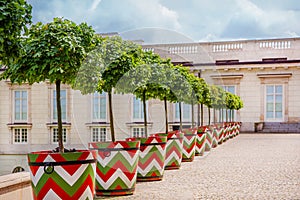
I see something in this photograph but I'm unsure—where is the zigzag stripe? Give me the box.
[164,156,181,169]
[96,159,138,182]
[138,151,165,168]
[31,165,95,197]
[182,148,195,158]
[165,142,182,158]
[30,163,93,187]
[33,174,94,200]
[96,151,139,168]
[137,159,164,176]
[139,145,166,159]
[183,136,196,146]
[164,151,182,166]
[28,151,95,176]
[96,168,137,190]
[182,143,196,155]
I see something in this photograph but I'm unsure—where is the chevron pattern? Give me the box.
[205,127,213,152]
[89,141,140,196]
[236,122,241,135]
[195,126,207,156]
[211,125,218,148]
[223,124,229,142]
[182,129,197,162]
[228,123,235,138]
[215,125,224,145]
[128,136,167,182]
[28,150,96,200]
[156,131,184,170]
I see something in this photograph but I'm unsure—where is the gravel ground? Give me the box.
[96,134,300,200]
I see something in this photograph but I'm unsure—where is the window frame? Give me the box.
[52,89,67,122]
[132,127,145,138]
[91,127,107,142]
[265,84,284,122]
[13,90,28,123]
[132,96,148,122]
[13,128,28,144]
[51,127,67,144]
[174,102,191,122]
[92,92,107,122]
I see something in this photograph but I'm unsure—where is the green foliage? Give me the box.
[225,92,244,110]
[2,18,99,85]
[0,0,32,64]
[209,85,226,109]
[1,18,98,152]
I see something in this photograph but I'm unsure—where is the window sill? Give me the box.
[126,122,153,128]
[7,123,32,129]
[46,122,71,130]
[85,122,110,127]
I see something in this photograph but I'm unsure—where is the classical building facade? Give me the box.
[0,37,300,175]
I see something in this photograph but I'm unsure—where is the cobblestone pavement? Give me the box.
[96,134,300,200]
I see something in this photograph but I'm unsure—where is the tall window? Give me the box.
[132,127,145,138]
[133,97,146,121]
[52,128,67,144]
[13,128,28,144]
[14,91,27,121]
[266,85,283,121]
[221,85,236,122]
[175,103,191,121]
[92,127,107,142]
[53,90,66,121]
[93,92,106,121]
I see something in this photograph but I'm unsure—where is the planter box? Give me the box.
[195,126,207,156]
[154,131,184,170]
[127,136,167,182]
[181,129,197,162]
[205,127,213,151]
[27,150,97,200]
[89,141,140,196]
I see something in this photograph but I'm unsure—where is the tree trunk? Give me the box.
[221,108,223,122]
[226,109,228,122]
[56,80,64,153]
[142,90,148,137]
[213,108,216,124]
[108,91,115,142]
[208,107,211,125]
[197,104,200,127]
[179,102,182,132]
[200,103,204,126]
[164,97,168,134]
[191,101,194,128]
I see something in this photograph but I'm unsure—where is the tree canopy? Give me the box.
[0,0,32,64]
[1,18,99,152]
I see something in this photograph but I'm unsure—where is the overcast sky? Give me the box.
[27,0,300,44]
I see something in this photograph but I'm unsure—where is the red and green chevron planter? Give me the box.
[215,124,224,145]
[127,136,167,182]
[27,150,97,200]
[223,123,229,142]
[155,131,183,170]
[228,123,234,139]
[195,126,207,156]
[89,141,140,196]
[205,126,213,152]
[211,125,218,148]
[181,129,197,162]
[236,122,241,135]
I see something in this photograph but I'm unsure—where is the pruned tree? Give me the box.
[1,18,99,152]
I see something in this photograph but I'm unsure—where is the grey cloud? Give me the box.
[27,0,300,42]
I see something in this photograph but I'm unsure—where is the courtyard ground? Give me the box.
[97,134,300,200]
